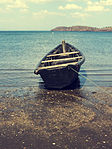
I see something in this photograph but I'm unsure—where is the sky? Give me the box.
[0,0,112,30]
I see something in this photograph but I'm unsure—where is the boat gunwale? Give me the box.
[34,42,85,73]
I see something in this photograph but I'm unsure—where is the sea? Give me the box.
[0,31,112,91]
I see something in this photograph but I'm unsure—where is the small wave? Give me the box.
[82,73,112,76]
[0,69,34,71]
[0,68,112,89]
[80,69,112,72]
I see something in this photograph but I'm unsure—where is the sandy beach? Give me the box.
[0,86,112,149]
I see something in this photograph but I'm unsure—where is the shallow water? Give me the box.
[0,31,112,90]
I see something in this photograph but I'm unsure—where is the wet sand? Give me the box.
[0,86,112,149]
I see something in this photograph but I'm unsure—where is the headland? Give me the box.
[51,26,112,32]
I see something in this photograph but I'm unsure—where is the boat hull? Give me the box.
[39,65,80,89]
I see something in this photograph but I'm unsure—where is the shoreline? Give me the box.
[0,86,112,149]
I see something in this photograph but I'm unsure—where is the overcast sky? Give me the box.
[0,0,112,30]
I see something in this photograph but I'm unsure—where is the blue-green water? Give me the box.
[0,31,112,88]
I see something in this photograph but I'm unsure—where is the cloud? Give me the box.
[33,10,49,16]
[7,1,28,9]
[0,0,28,11]
[101,0,112,6]
[59,4,82,10]
[67,0,86,1]
[29,0,53,3]
[33,10,65,18]
[0,0,54,4]
[0,8,3,12]
[85,0,111,12]
[67,0,77,1]
[0,0,13,3]
[71,12,89,18]
[87,0,112,6]
[85,5,109,11]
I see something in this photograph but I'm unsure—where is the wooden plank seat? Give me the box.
[41,56,82,63]
[47,51,79,57]
[39,61,78,70]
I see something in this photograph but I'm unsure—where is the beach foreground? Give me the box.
[0,86,112,149]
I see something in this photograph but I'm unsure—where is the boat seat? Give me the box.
[41,56,82,63]
[47,51,79,57]
[39,61,78,70]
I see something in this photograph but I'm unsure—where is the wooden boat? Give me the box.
[34,41,85,89]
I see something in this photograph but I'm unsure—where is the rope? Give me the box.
[69,66,112,98]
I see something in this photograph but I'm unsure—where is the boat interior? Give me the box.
[39,41,83,69]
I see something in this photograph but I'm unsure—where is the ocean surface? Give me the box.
[0,31,112,90]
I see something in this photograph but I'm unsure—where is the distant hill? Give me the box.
[51,26,112,32]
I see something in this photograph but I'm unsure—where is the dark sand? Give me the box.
[0,86,112,149]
